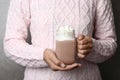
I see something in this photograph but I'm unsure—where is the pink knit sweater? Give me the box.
[4,0,117,80]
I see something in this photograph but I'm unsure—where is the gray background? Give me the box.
[0,0,24,80]
[0,0,120,80]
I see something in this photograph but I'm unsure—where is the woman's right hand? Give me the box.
[44,49,81,71]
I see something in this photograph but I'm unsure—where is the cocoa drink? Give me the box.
[55,26,76,65]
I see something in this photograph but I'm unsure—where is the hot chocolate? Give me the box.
[55,26,76,65]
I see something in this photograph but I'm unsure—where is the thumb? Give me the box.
[65,63,81,70]
[78,34,85,40]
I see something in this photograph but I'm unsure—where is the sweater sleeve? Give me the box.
[85,0,117,63]
[3,0,48,68]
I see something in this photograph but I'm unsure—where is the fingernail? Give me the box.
[78,64,82,67]
[60,63,66,68]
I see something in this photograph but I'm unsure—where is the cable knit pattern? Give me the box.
[85,0,117,63]
[3,0,117,80]
[81,0,91,34]
[53,0,76,26]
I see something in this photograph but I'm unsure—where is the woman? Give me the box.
[4,0,117,80]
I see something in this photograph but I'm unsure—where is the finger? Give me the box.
[78,38,88,45]
[78,49,91,58]
[47,58,66,71]
[64,63,81,70]
[78,49,91,54]
[47,58,81,71]
[78,36,92,45]
[77,43,93,50]
[49,54,66,68]
[77,34,85,40]
[77,53,86,58]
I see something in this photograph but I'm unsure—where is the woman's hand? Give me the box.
[44,49,81,71]
[77,35,93,58]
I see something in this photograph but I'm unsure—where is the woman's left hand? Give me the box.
[77,35,93,58]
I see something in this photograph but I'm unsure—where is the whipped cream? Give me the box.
[56,26,75,41]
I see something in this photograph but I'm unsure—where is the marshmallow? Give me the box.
[56,26,75,41]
